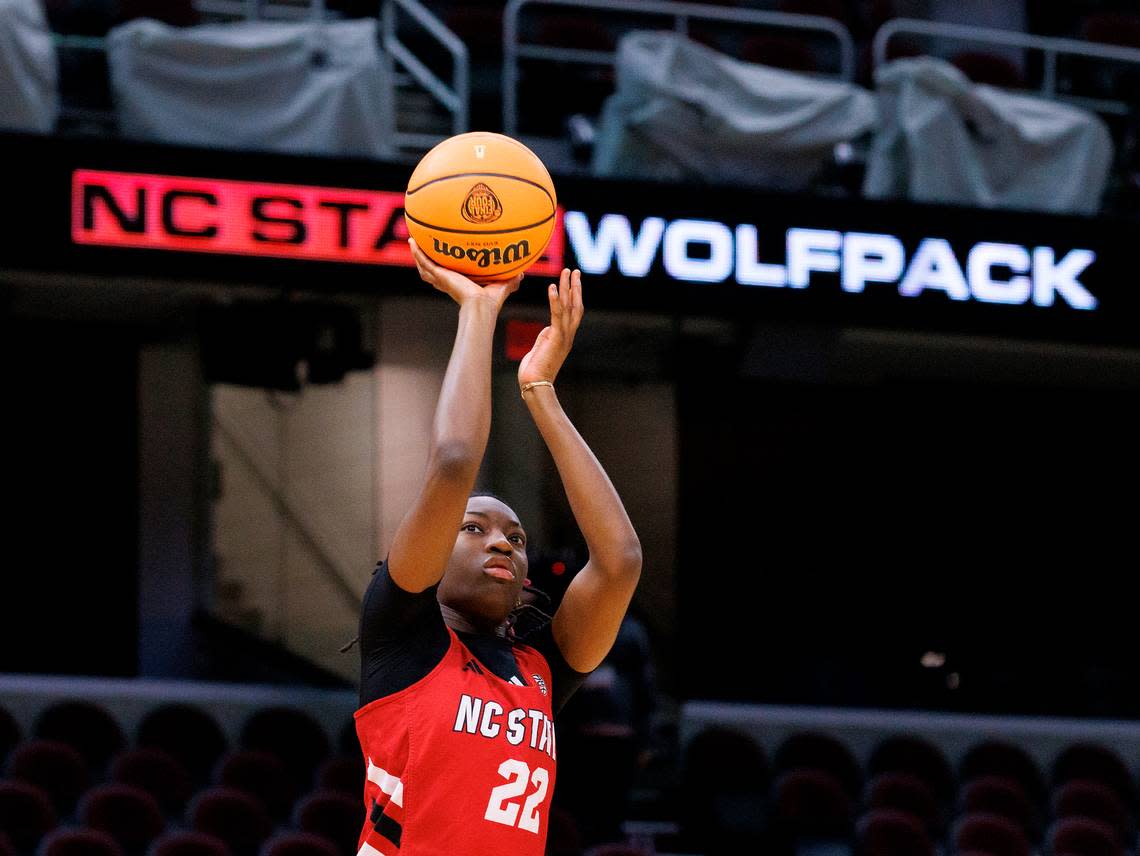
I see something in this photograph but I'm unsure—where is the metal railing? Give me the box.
[381,0,469,151]
[874,18,1140,116]
[193,0,332,22]
[51,0,467,154]
[195,0,475,151]
[503,0,857,137]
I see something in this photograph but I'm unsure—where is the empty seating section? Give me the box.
[4,0,1140,214]
[677,702,1140,856]
[0,679,358,856]
[10,683,1140,853]
[110,749,194,817]
[503,0,859,138]
[138,704,229,787]
[38,829,125,856]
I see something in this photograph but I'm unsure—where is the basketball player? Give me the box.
[353,238,642,856]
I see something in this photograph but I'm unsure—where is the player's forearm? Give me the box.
[429,300,499,476]
[524,386,642,578]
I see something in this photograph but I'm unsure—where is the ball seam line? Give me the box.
[404,211,556,235]
[406,172,555,207]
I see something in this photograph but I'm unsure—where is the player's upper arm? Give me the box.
[386,442,478,593]
[550,555,641,673]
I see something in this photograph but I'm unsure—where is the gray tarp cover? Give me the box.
[864,57,1113,214]
[0,0,58,133]
[108,17,394,159]
[593,30,877,190]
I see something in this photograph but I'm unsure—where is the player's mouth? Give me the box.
[483,559,516,582]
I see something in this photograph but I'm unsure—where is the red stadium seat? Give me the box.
[187,788,272,856]
[260,833,339,856]
[34,702,125,772]
[145,831,229,856]
[0,780,57,852]
[1048,815,1125,856]
[240,708,328,792]
[1051,743,1136,805]
[545,805,584,856]
[864,772,941,834]
[960,740,1045,806]
[855,807,934,856]
[7,739,91,815]
[1052,781,1132,845]
[315,757,364,798]
[110,748,193,816]
[38,828,125,856]
[214,751,294,822]
[959,775,1037,839]
[679,725,770,848]
[138,705,228,787]
[78,784,166,856]
[868,735,955,805]
[683,726,769,792]
[772,769,853,839]
[293,790,364,856]
[953,811,1031,856]
[775,732,862,798]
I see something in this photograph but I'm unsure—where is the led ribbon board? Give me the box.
[71,169,567,277]
[562,213,1098,311]
[72,169,1099,314]
[1,132,1126,343]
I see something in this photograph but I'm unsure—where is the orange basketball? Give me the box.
[404,132,557,283]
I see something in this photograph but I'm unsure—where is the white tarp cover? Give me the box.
[592,30,877,190]
[107,17,394,158]
[0,0,59,133]
[864,57,1113,215]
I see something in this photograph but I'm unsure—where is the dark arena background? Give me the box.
[4,1,1140,855]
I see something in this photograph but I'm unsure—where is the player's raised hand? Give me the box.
[518,268,583,391]
[409,238,522,310]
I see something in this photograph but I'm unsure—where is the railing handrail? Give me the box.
[503,0,857,136]
[381,0,469,150]
[873,17,1140,111]
[194,0,333,22]
[52,2,465,155]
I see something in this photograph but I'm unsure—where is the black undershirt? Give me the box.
[359,560,589,715]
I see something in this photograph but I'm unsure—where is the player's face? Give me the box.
[438,496,529,628]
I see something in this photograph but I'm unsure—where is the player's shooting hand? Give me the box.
[409,238,522,311]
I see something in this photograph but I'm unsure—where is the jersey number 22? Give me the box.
[484,759,550,833]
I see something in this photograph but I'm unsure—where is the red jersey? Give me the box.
[354,624,558,856]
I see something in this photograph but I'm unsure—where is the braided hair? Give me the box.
[507,583,554,642]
